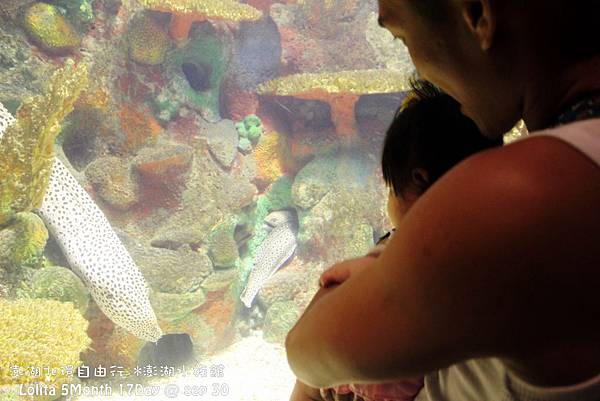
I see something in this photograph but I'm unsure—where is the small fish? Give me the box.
[240,210,298,308]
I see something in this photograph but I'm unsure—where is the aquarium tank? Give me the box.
[0,1,526,400]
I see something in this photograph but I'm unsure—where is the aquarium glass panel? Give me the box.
[0,1,416,399]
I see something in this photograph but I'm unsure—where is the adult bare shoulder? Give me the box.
[285,136,600,387]
[376,135,600,373]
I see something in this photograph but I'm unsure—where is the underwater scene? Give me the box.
[0,1,527,400]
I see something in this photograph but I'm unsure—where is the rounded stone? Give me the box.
[23,3,81,55]
[85,156,139,211]
[150,288,207,322]
[263,300,300,344]
[128,13,170,66]
[28,266,90,313]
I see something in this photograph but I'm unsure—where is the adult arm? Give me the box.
[286,137,600,388]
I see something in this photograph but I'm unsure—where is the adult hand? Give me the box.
[319,256,377,289]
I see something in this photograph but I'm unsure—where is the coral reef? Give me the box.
[258,69,410,140]
[127,13,170,66]
[0,0,415,378]
[204,119,239,168]
[103,326,145,370]
[85,156,140,211]
[167,32,232,120]
[150,139,257,247]
[119,104,161,152]
[23,3,81,55]
[0,212,48,270]
[263,300,300,344]
[252,130,287,187]
[364,12,414,72]
[220,16,281,119]
[162,313,214,357]
[257,270,306,309]
[59,107,111,171]
[291,155,337,210]
[53,0,95,30]
[132,141,193,208]
[181,61,212,92]
[120,232,213,294]
[24,265,90,313]
[0,60,88,227]
[292,152,389,264]
[0,28,52,103]
[207,218,241,268]
[0,299,91,386]
[0,212,47,298]
[236,114,264,143]
[136,0,262,42]
[201,269,238,294]
[150,288,207,322]
[265,176,294,211]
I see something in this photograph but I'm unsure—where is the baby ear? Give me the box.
[411,168,430,188]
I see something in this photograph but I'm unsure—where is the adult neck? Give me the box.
[521,56,600,131]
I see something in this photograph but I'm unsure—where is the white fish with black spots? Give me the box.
[0,102,162,342]
[241,210,298,308]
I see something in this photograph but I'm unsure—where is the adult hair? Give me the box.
[381,79,502,196]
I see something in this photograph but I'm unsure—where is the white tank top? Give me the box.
[416,118,600,401]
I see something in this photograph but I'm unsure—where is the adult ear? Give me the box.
[459,0,496,51]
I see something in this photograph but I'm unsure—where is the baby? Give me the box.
[291,80,501,401]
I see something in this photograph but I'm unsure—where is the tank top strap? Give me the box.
[528,118,600,168]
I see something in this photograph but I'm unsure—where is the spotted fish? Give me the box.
[240,210,298,308]
[0,103,162,342]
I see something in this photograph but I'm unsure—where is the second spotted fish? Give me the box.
[240,210,298,308]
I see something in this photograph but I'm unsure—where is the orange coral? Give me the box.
[119,104,161,152]
[258,70,410,144]
[252,130,287,187]
[77,86,110,110]
[137,0,262,42]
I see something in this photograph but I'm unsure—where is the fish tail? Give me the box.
[240,287,256,308]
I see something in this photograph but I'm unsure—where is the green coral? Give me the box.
[235,114,263,143]
[0,59,88,227]
[0,298,91,386]
[207,217,240,268]
[266,176,293,211]
[170,32,230,118]
[54,0,95,30]
[237,137,252,154]
[152,91,182,122]
[150,288,206,322]
[128,13,171,66]
[263,301,300,344]
[24,266,90,313]
[3,212,48,269]
[23,3,81,55]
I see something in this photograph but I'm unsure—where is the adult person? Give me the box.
[285,0,600,399]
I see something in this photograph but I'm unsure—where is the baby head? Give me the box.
[381,80,502,228]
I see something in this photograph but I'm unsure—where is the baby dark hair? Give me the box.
[382,80,502,196]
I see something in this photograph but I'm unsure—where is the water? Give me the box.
[0,1,414,400]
